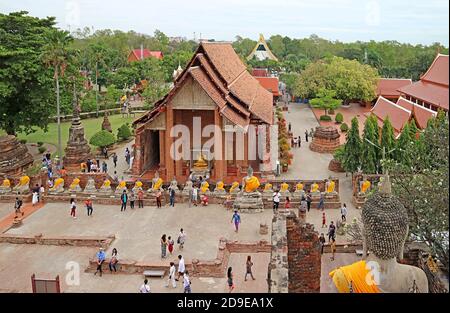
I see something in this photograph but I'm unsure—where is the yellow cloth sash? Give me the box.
[201,182,209,193]
[329,260,380,293]
[153,178,162,190]
[244,176,260,193]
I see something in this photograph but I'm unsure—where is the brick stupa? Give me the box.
[63,91,93,171]
[309,126,340,154]
[0,135,34,176]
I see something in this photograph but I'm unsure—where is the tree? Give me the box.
[117,123,132,141]
[293,61,328,99]
[380,116,395,160]
[386,112,449,270]
[233,36,256,58]
[0,12,56,135]
[409,119,419,139]
[90,130,116,148]
[42,29,74,161]
[361,115,379,174]
[394,122,412,165]
[104,84,122,110]
[342,117,362,174]
[309,88,342,117]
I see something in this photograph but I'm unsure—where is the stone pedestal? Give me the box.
[213,188,227,197]
[233,191,264,213]
[309,126,340,154]
[63,95,93,171]
[0,135,33,176]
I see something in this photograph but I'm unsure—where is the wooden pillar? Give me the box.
[165,105,174,180]
[213,108,224,181]
[159,130,166,168]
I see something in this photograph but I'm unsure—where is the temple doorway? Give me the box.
[143,130,160,171]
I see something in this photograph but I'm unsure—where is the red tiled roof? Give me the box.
[396,97,414,112]
[252,68,268,77]
[413,103,437,129]
[398,80,449,111]
[255,77,280,97]
[421,54,449,86]
[376,78,412,97]
[370,96,411,132]
[130,49,163,60]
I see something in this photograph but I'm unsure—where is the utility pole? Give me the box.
[95,61,99,118]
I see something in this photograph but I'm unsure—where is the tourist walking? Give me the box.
[192,186,198,206]
[102,147,108,159]
[245,255,255,281]
[94,248,105,277]
[109,248,118,273]
[129,191,136,209]
[155,189,162,208]
[330,238,336,261]
[39,185,45,201]
[85,197,93,216]
[14,197,23,218]
[305,130,309,142]
[101,161,108,173]
[32,190,38,206]
[167,262,177,288]
[138,189,144,208]
[328,221,336,242]
[298,136,301,148]
[120,190,128,211]
[272,190,281,212]
[161,234,168,258]
[319,233,326,254]
[284,196,291,209]
[322,212,326,228]
[231,210,241,233]
[341,203,348,222]
[183,271,192,293]
[112,153,118,168]
[176,255,185,281]
[169,186,176,207]
[112,171,119,182]
[139,279,151,293]
[168,236,174,255]
[318,193,325,210]
[306,193,312,212]
[177,228,186,250]
[300,196,307,212]
[69,198,77,219]
[227,267,234,293]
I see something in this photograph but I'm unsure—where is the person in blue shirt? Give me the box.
[94,248,106,277]
[231,210,241,233]
[120,190,128,211]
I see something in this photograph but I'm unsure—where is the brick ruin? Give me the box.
[0,135,33,177]
[268,211,321,293]
[309,126,341,154]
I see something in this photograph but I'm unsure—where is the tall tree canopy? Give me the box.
[342,117,362,173]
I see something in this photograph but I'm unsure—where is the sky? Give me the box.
[1,0,449,46]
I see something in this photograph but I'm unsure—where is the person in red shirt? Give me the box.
[322,212,326,228]
[137,189,144,208]
[284,196,291,209]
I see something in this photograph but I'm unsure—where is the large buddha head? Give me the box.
[362,175,409,260]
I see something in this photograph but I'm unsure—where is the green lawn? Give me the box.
[2,114,140,155]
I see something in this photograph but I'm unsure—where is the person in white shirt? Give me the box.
[139,279,150,293]
[341,203,348,222]
[192,187,198,206]
[166,262,177,288]
[177,255,185,281]
[183,271,191,293]
[178,228,186,250]
[273,190,281,212]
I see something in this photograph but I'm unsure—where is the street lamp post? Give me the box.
[364,138,396,174]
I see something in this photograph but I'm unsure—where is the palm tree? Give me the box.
[42,30,73,165]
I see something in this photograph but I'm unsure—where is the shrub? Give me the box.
[335,113,344,124]
[320,115,332,121]
[333,145,345,162]
[340,123,349,132]
[38,146,46,154]
[19,139,27,144]
[37,141,44,147]
[117,123,133,141]
[90,130,116,148]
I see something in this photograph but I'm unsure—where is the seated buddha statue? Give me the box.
[115,180,127,194]
[13,175,30,193]
[200,180,210,193]
[360,179,371,195]
[243,166,260,193]
[264,183,273,191]
[326,179,336,195]
[69,178,82,192]
[215,181,225,191]
[229,181,240,194]
[132,181,143,193]
[310,182,319,194]
[0,178,12,194]
[329,174,428,293]
[280,182,290,193]
[151,171,163,191]
[98,179,112,194]
[50,178,65,193]
[193,153,208,170]
[296,183,304,192]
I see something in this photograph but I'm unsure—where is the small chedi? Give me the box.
[132,181,143,193]
[98,179,113,194]
[13,175,30,194]
[0,135,33,176]
[84,178,98,194]
[229,181,240,195]
[49,178,65,194]
[68,178,82,193]
[115,180,128,194]
[213,181,226,196]
[329,174,428,293]
[233,166,264,213]
[0,178,12,194]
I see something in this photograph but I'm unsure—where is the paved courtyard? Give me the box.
[0,203,12,221]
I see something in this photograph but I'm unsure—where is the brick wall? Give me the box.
[0,233,114,248]
[286,212,321,293]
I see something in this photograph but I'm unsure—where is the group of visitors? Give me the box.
[94,247,119,277]
[119,190,144,211]
[160,229,186,258]
[189,183,208,207]
[304,128,314,142]
[31,184,45,206]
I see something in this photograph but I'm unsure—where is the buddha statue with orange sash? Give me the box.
[0,178,12,194]
[329,174,428,293]
[242,166,260,193]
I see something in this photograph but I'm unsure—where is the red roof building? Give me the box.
[398,54,449,112]
[255,76,280,98]
[376,78,412,101]
[127,49,164,62]
[252,68,268,77]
